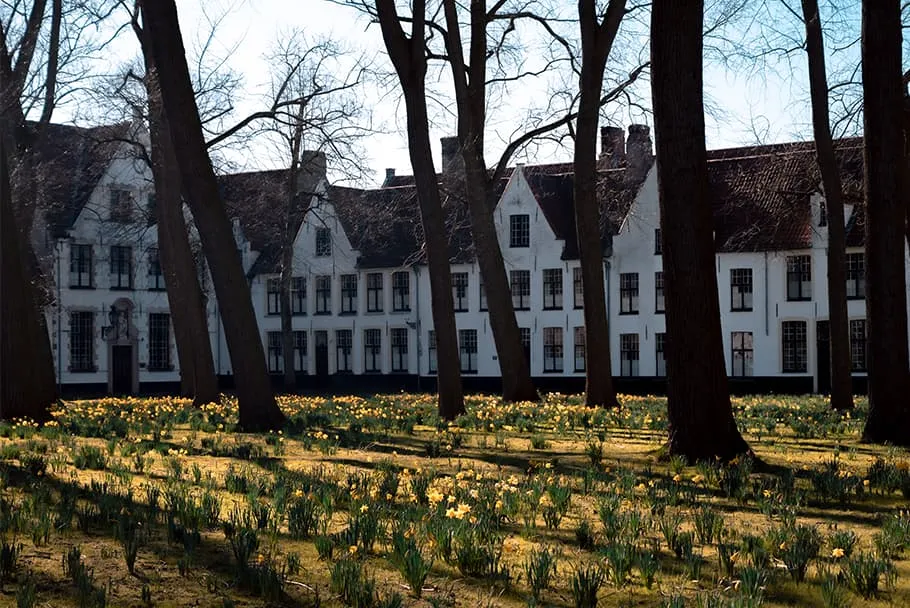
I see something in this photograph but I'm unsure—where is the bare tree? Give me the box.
[574,0,625,408]
[138,0,285,430]
[651,0,750,461]
[800,0,853,411]
[375,0,464,420]
[861,0,910,445]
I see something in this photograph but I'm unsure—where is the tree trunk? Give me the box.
[376,0,464,420]
[573,0,625,408]
[0,134,56,422]
[144,60,219,407]
[860,0,910,445]
[442,0,536,403]
[280,116,306,392]
[801,0,854,412]
[139,0,285,431]
[650,0,750,461]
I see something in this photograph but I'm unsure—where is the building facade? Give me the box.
[34,121,906,397]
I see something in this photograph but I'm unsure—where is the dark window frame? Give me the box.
[70,244,94,289]
[655,271,665,314]
[730,268,753,311]
[427,330,437,374]
[266,278,281,315]
[573,326,585,372]
[340,274,358,315]
[510,269,530,310]
[573,266,583,309]
[315,227,332,257]
[620,333,639,377]
[452,272,469,312]
[392,271,410,311]
[543,327,563,373]
[391,327,408,372]
[291,277,306,315]
[366,272,384,312]
[781,320,808,373]
[315,275,332,315]
[786,255,812,301]
[509,214,530,248]
[619,272,639,315]
[654,228,662,255]
[147,248,165,291]
[845,253,865,300]
[542,268,563,310]
[110,188,133,223]
[335,329,352,373]
[69,311,95,373]
[109,245,133,290]
[655,332,666,377]
[731,331,753,377]
[850,319,867,372]
[364,328,382,373]
[459,329,478,374]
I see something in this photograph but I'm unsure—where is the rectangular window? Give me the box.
[69,311,95,372]
[452,272,468,312]
[655,332,666,377]
[366,273,383,312]
[336,329,352,373]
[147,248,164,290]
[148,313,171,371]
[340,274,357,314]
[730,268,753,311]
[427,330,437,374]
[542,268,563,310]
[509,214,530,248]
[655,271,665,313]
[391,328,408,372]
[315,275,331,314]
[574,326,585,372]
[850,319,867,372]
[291,277,306,315]
[786,255,811,301]
[846,253,865,300]
[459,329,478,373]
[392,271,410,311]
[479,279,487,311]
[364,328,381,373]
[267,331,283,373]
[110,245,133,289]
[70,244,93,288]
[782,320,808,372]
[510,270,530,310]
[315,227,331,257]
[573,267,583,309]
[654,228,662,255]
[294,331,307,372]
[731,331,754,377]
[619,272,639,314]
[110,188,132,222]
[543,327,563,373]
[266,277,281,315]
[620,333,639,377]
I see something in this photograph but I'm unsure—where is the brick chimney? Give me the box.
[625,124,653,181]
[600,126,626,168]
[384,168,396,185]
[298,150,327,183]
[441,136,462,173]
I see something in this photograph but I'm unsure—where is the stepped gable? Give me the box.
[29,122,133,236]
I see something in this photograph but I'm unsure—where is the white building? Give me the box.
[33,121,902,397]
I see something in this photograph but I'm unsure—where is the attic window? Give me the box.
[819,200,828,227]
[315,227,331,257]
[110,189,133,223]
[509,214,530,248]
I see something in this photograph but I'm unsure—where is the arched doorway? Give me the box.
[104,298,139,395]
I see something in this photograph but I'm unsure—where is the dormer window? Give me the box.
[315,227,331,257]
[819,200,828,227]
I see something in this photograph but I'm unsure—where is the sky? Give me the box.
[64,0,864,188]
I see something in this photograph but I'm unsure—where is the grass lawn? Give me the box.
[0,393,907,607]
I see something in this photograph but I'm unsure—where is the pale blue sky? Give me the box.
[73,0,859,187]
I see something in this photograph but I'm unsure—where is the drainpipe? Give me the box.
[414,265,421,392]
[56,240,63,392]
[763,252,769,337]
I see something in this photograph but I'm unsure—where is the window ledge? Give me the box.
[314,311,332,316]
[339,311,358,317]
[391,308,411,314]
[69,285,96,290]
[786,298,811,303]
[542,306,563,311]
[730,308,753,313]
[365,309,385,315]
[148,287,166,292]
[110,286,134,292]
[618,311,640,316]
[460,369,478,375]
[542,369,564,374]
